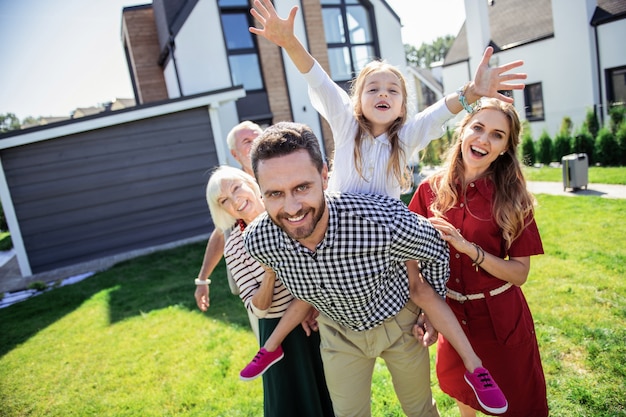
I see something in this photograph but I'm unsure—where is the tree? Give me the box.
[405,35,455,69]
[572,130,595,163]
[608,105,625,133]
[521,133,536,166]
[0,113,21,133]
[537,131,553,165]
[616,120,626,165]
[582,107,600,140]
[594,127,620,166]
[553,133,571,161]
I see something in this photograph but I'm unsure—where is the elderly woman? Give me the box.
[203,165,334,417]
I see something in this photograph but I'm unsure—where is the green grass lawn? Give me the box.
[1,194,625,416]
[523,165,626,184]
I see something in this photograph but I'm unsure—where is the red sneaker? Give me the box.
[464,367,508,414]
[239,346,284,381]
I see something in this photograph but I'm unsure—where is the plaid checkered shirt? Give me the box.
[244,192,450,331]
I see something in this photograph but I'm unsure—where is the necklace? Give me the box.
[236,219,247,232]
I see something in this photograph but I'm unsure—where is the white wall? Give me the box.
[541,0,597,136]
[373,0,406,69]
[443,0,626,141]
[163,61,180,98]
[172,0,232,95]
[161,0,253,168]
[596,18,626,123]
[216,101,244,167]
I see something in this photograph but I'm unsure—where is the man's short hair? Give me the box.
[251,122,324,177]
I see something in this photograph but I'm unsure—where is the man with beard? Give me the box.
[243,121,449,417]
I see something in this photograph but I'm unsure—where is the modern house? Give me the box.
[121,0,409,161]
[0,0,411,284]
[441,0,626,139]
[5,0,622,285]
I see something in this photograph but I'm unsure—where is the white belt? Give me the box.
[446,282,513,303]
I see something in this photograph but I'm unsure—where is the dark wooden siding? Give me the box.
[1,107,217,273]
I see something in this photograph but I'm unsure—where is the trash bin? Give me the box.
[562,153,588,191]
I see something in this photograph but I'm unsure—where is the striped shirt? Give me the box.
[244,192,450,331]
[224,226,293,318]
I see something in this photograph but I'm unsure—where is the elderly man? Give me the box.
[243,121,449,417]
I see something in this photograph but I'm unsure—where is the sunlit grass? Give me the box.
[1,195,625,416]
[523,165,626,184]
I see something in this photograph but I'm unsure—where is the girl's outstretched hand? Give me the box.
[249,0,298,48]
[472,46,527,103]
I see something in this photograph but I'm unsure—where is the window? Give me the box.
[320,0,377,83]
[606,66,626,107]
[524,83,544,121]
[219,0,264,91]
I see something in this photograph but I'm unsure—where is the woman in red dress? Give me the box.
[408,98,549,416]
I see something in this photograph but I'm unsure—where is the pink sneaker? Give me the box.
[239,346,284,381]
[464,367,508,414]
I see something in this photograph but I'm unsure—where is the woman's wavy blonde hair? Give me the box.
[428,98,536,249]
[350,60,412,191]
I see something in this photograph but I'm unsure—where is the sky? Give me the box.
[0,0,465,122]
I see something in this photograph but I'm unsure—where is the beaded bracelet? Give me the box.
[457,83,478,113]
[194,279,211,286]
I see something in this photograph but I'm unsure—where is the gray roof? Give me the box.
[445,0,626,66]
[413,67,443,94]
[445,0,555,65]
[592,0,626,25]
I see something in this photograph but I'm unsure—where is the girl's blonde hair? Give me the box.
[428,98,535,249]
[206,165,261,231]
[350,60,412,191]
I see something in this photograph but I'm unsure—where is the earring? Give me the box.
[500,151,505,155]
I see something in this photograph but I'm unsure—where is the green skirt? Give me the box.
[260,317,334,417]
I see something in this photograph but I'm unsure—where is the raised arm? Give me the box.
[445,46,527,113]
[249,0,314,74]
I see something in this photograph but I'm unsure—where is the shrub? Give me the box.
[572,130,595,163]
[0,202,6,231]
[614,120,626,166]
[0,234,12,251]
[420,138,441,167]
[582,107,600,139]
[553,133,571,161]
[608,105,625,133]
[537,131,553,164]
[27,281,48,292]
[595,128,620,166]
[419,127,454,167]
[559,116,574,136]
[521,133,536,166]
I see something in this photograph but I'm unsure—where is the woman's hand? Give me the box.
[429,217,474,257]
[195,284,210,312]
[469,46,527,104]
